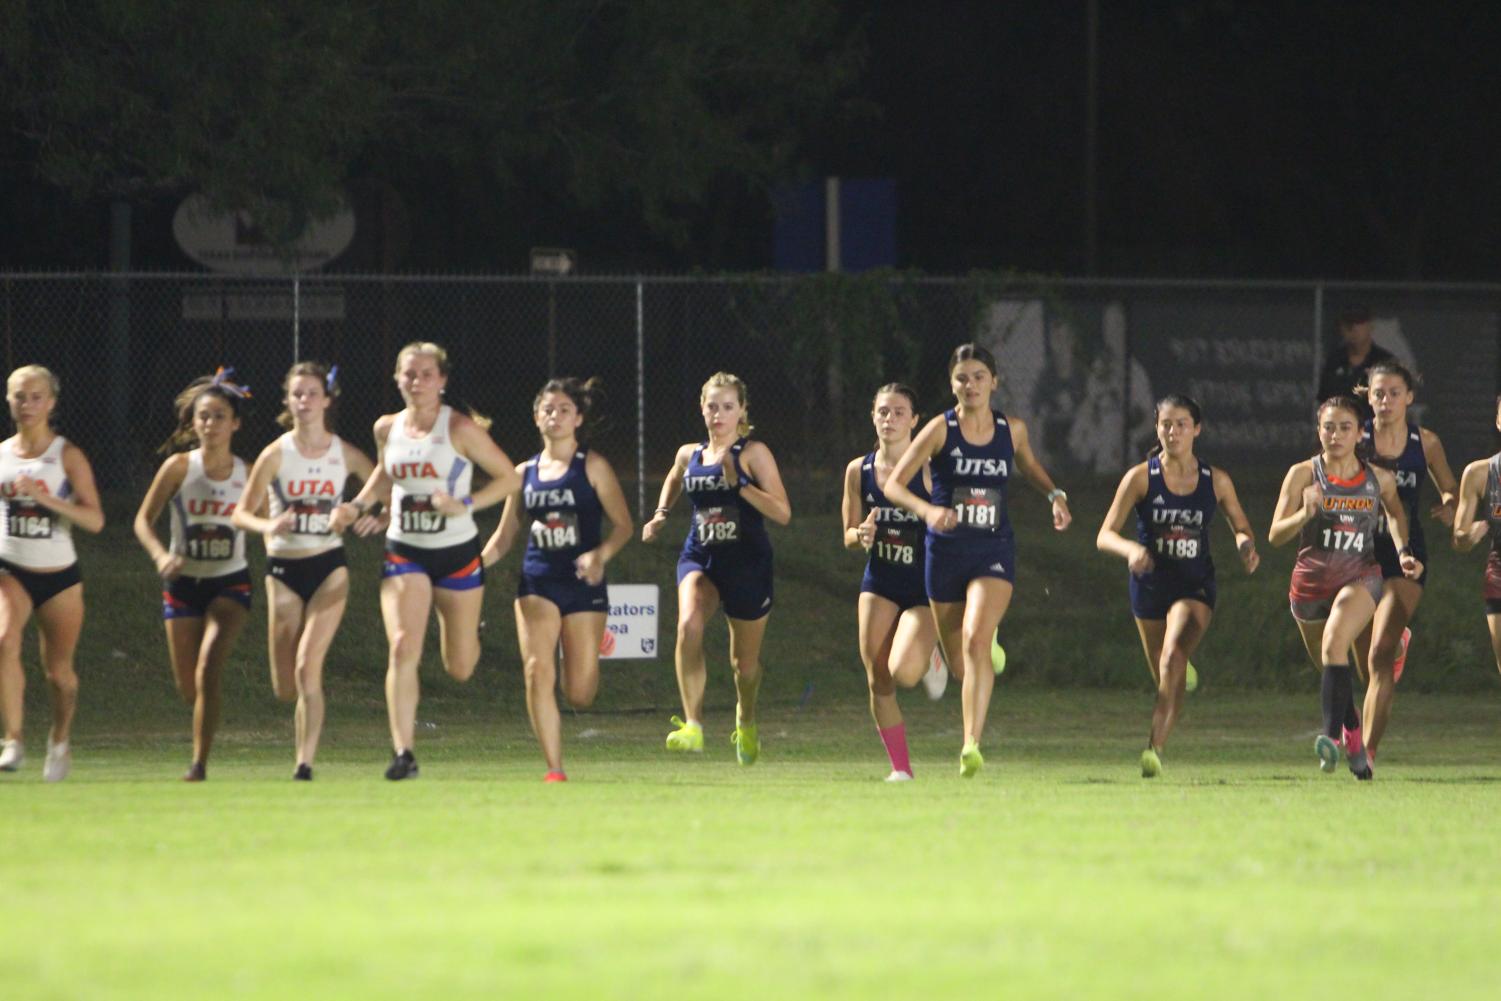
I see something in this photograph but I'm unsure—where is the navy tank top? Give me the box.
[681,438,770,557]
[860,452,928,575]
[1133,456,1216,582]
[1362,419,1426,555]
[521,449,603,577]
[928,409,1014,541]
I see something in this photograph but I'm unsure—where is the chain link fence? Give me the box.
[6,272,1501,697]
[4,272,1498,498]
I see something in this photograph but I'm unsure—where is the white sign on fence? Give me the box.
[601,584,659,659]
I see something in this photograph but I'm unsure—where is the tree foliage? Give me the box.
[0,0,861,244]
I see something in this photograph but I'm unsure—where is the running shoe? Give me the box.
[959,739,984,778]
[1140,747,1162,778]
[293,763,313,781]
[384,749,419,781]
[991,633,1007,675]
[42,739,70,783]
[665,716,704,753]
[922,646,949,700]
[885,769,914,783]
[182,761,206,782]
[732,721,760,766]
[1349,750,1373,780]
[1314,735,1340,773]
[543,770,568,783]
[0,738,23,772]
[1185,661,1199,693]
[1392,627,1411,684]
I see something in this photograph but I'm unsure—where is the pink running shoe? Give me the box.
[543,771,568,783]
[1392,627,1411,684]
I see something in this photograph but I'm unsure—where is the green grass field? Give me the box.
[5,480,1501,998]
[5,693,1501,1000]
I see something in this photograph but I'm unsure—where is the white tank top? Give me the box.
[0,435,77,569]
[266,433,349,556]
[385,405,476,548]
[169,450,249,578]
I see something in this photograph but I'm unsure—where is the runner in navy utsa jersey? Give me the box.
[232,362,380,780]
[1096,395,1259,777]
[841,383,940,781]
[482,378,633,782]
[329,342,522,780]
[1352,362,1457,767]
[1269,396,1421,780]
[0,366,104,782]
[642,372,791,764]
[1451,396,1501,681]
[883,344,1072,778]
[134,369,254,781]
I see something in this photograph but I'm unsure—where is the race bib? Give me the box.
[953,487,1001,532]
[289,498,334,536]
[694,504,741,546]
[873,523,921,565]
[185,523,235,561]
[1320,525,1366,553]
[530,511,580,551]
[399,495,447,534]
[1153,527,1202,560]
[6,500,52,540]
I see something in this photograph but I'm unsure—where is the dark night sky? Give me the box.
[4,1,1501,278]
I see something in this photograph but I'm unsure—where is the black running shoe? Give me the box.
[384,749,419,781]
[182,761,206,782]
[293,763,313,781]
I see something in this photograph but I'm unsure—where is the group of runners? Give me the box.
[0,340,1497,783]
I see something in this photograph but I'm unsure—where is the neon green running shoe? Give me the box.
[1141,747,1162,778]
[731,722,759,766]
[991,633,1007,675]
[1185,661,1199,693]
[665,716,704,753]
[959,739,984,778]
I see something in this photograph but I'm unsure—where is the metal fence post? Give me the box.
[636,279,646,522]
[1312,282,1324,397]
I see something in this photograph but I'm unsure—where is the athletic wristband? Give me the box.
[654,506,670,516]
[462,496,474,508]
[1047,488,1068,504]
[1399,545,1413,557]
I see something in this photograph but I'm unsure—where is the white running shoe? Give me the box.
[884,769,914,782]
[922,647,949,700]
[43,739,71,783]
[0,738,22,772]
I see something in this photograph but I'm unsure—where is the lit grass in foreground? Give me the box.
[4,691,1501,1000]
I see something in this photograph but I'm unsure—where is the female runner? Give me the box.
[1096,395,1259,777]
[0,365,104,782]
[330,342,521,780]
[133,368,253,781]
[840,383,938,781]
[233,362,378,780]
[1268,395,1421,780]
[482,377,633,782]
[641,372,790,765]
[1451,396,1501,679]
[1353,361,1457,766]
[884,344,1071,777]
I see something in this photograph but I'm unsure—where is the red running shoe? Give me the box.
[543,770,568,783]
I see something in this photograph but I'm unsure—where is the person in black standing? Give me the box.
[1316,307,1394,415]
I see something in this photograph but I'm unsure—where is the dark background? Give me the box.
[3,1,1499,278]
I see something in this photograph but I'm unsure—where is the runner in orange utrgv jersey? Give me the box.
[1268,395,1421,781]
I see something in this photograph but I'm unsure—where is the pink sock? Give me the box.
[879,724,912,775]
[1343,725,1365,755]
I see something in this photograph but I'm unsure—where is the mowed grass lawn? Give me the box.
[4,690,1501,1000]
